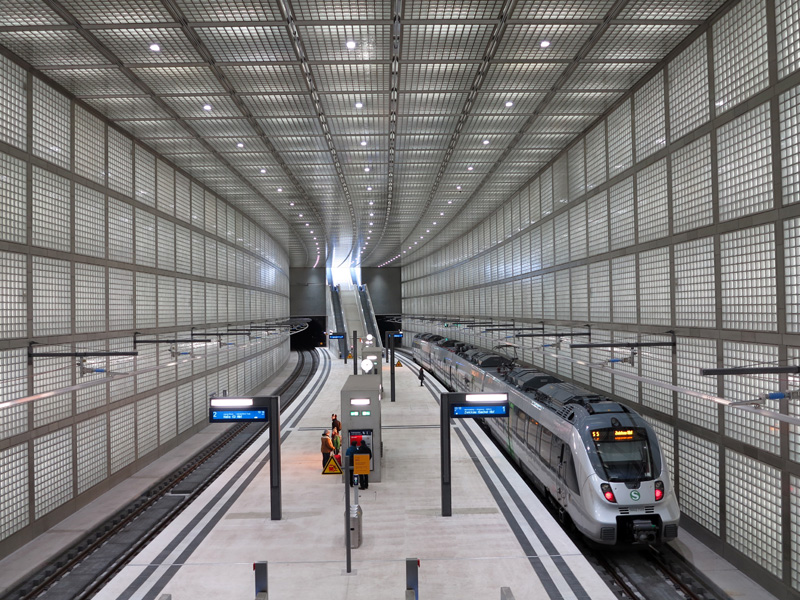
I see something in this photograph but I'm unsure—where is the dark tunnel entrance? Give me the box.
[290,316,326,350]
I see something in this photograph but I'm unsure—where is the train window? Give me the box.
[526,419,540,452]
[540,428,553,469]
[589,428,654,481]
[550,439,562,471]
[562,451,581,495]
[513,407,527,439]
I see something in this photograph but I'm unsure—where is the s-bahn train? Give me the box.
[412,333,680,545]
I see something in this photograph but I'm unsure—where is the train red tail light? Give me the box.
[600,483,616,503]
[654,480,664,501]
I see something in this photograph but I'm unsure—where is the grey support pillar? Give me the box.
[269,396,281,520]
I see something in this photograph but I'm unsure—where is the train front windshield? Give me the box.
[589,428,654,482]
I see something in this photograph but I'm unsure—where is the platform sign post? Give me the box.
[267,396,281,520]
[353,329,358,375]
[440,392,509,517]
[389,331,397,402]
[208,396,282,520]
[344,452,351,572]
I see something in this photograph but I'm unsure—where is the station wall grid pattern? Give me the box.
[403,0,800,593]
[0,51,290,554]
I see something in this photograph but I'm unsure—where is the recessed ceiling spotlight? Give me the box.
[313,237,317,240]
[505,101,514,107]
[367,186,372,191]
[346,41,357,50]
[440,212,444,216]
[414,241,417,244]
[369,213,374,216]
[426,229,430,233]
[277,188,283,192]
[298,213,303,217]
[305,223,309,226]
[369,201,374,205]
[540,40,551,48]
[482,140,490,145]
[260,169,266,173]
[368,230,372,233]
[367,237,371,240]
[456,185,461,190]
[360,141,367,146]
[203,104,212,111]
[467,166,473,171]
[447,200,452,204]
[420,236,423,239]
[369,222,373,225]
[237,142,244,148]
[433,222,437,225]
[149,43,161,52]
[355,102,363,109]
[310,230,314,233]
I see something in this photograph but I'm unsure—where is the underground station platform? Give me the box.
[1,347,777,599]
[91,347,612,599]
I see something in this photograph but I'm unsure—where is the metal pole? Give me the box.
[254,561,267,597]
[353,329,358,375]
[440,392,451,516]
[390,333,396,402]
[269,396,281,520]
[345,453,352,573]
[406,558,419,600]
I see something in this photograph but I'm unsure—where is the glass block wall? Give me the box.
[402,0,800,595]
[0,55,290,554]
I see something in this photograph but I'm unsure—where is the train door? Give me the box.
[555,443,568,507]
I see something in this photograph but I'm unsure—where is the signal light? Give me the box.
[654,480,664,502]
[601,483,616,503]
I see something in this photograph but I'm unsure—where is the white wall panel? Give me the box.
[668,34,710,140]
[716,102,772,221]
[0,152,27,244]
[679,431,720,535]
[725,450,782,578]
[713,0,769,114]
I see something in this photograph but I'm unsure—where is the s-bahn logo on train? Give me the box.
[630,490,641,501]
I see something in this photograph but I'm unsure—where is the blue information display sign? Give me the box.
[330,333,345,339]
[451,404,508,417]
[210,409,267,422]
[392,333,403,338]
[208,396,275,423]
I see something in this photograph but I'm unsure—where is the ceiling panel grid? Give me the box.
[0,0,735,267]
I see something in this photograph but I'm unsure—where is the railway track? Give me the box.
[3,349,318,600]
[589,543,731,600]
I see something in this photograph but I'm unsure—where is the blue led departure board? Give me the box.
[451,404,508,418]
[210,409,267,422]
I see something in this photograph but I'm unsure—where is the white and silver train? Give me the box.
[412,333,680,545]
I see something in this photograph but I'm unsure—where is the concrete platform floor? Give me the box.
[0,348,781,600]
[93,348,614,599]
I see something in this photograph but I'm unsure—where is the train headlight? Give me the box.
[654,480,664,502]
[600,483,616,503]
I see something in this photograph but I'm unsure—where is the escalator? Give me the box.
[358,284,381,345]
[329,284,348,357]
